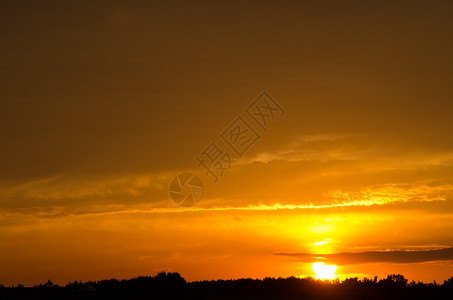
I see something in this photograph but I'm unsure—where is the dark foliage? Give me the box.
[1,272,453,299]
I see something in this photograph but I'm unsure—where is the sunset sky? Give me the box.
[2,0,453,286]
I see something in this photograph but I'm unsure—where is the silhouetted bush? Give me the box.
[1,272,453,299]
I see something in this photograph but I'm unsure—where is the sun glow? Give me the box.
[312,262,337,280]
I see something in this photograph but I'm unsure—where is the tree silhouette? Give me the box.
[1,272,453,299]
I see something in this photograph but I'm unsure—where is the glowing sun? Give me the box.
[312,262,337,280]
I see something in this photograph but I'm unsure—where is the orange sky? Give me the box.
[1,0,453,286]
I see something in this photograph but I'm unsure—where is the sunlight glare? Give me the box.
[312,262,337,280]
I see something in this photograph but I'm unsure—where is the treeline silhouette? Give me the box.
[1,272,453,299]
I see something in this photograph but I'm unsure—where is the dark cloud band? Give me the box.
[276,247,453,265]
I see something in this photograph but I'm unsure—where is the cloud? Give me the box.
[0,172,173,215]
[245,134,367,164]
[276,247,453,265]
[296,135,350,143]
[325,184,450,206]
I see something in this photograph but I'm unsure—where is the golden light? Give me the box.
[312,262,337,280]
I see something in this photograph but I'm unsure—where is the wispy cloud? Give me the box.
[325,184,450,206]
[244,134,368,164]
[3,171,179,200]
[0,188,448,223]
